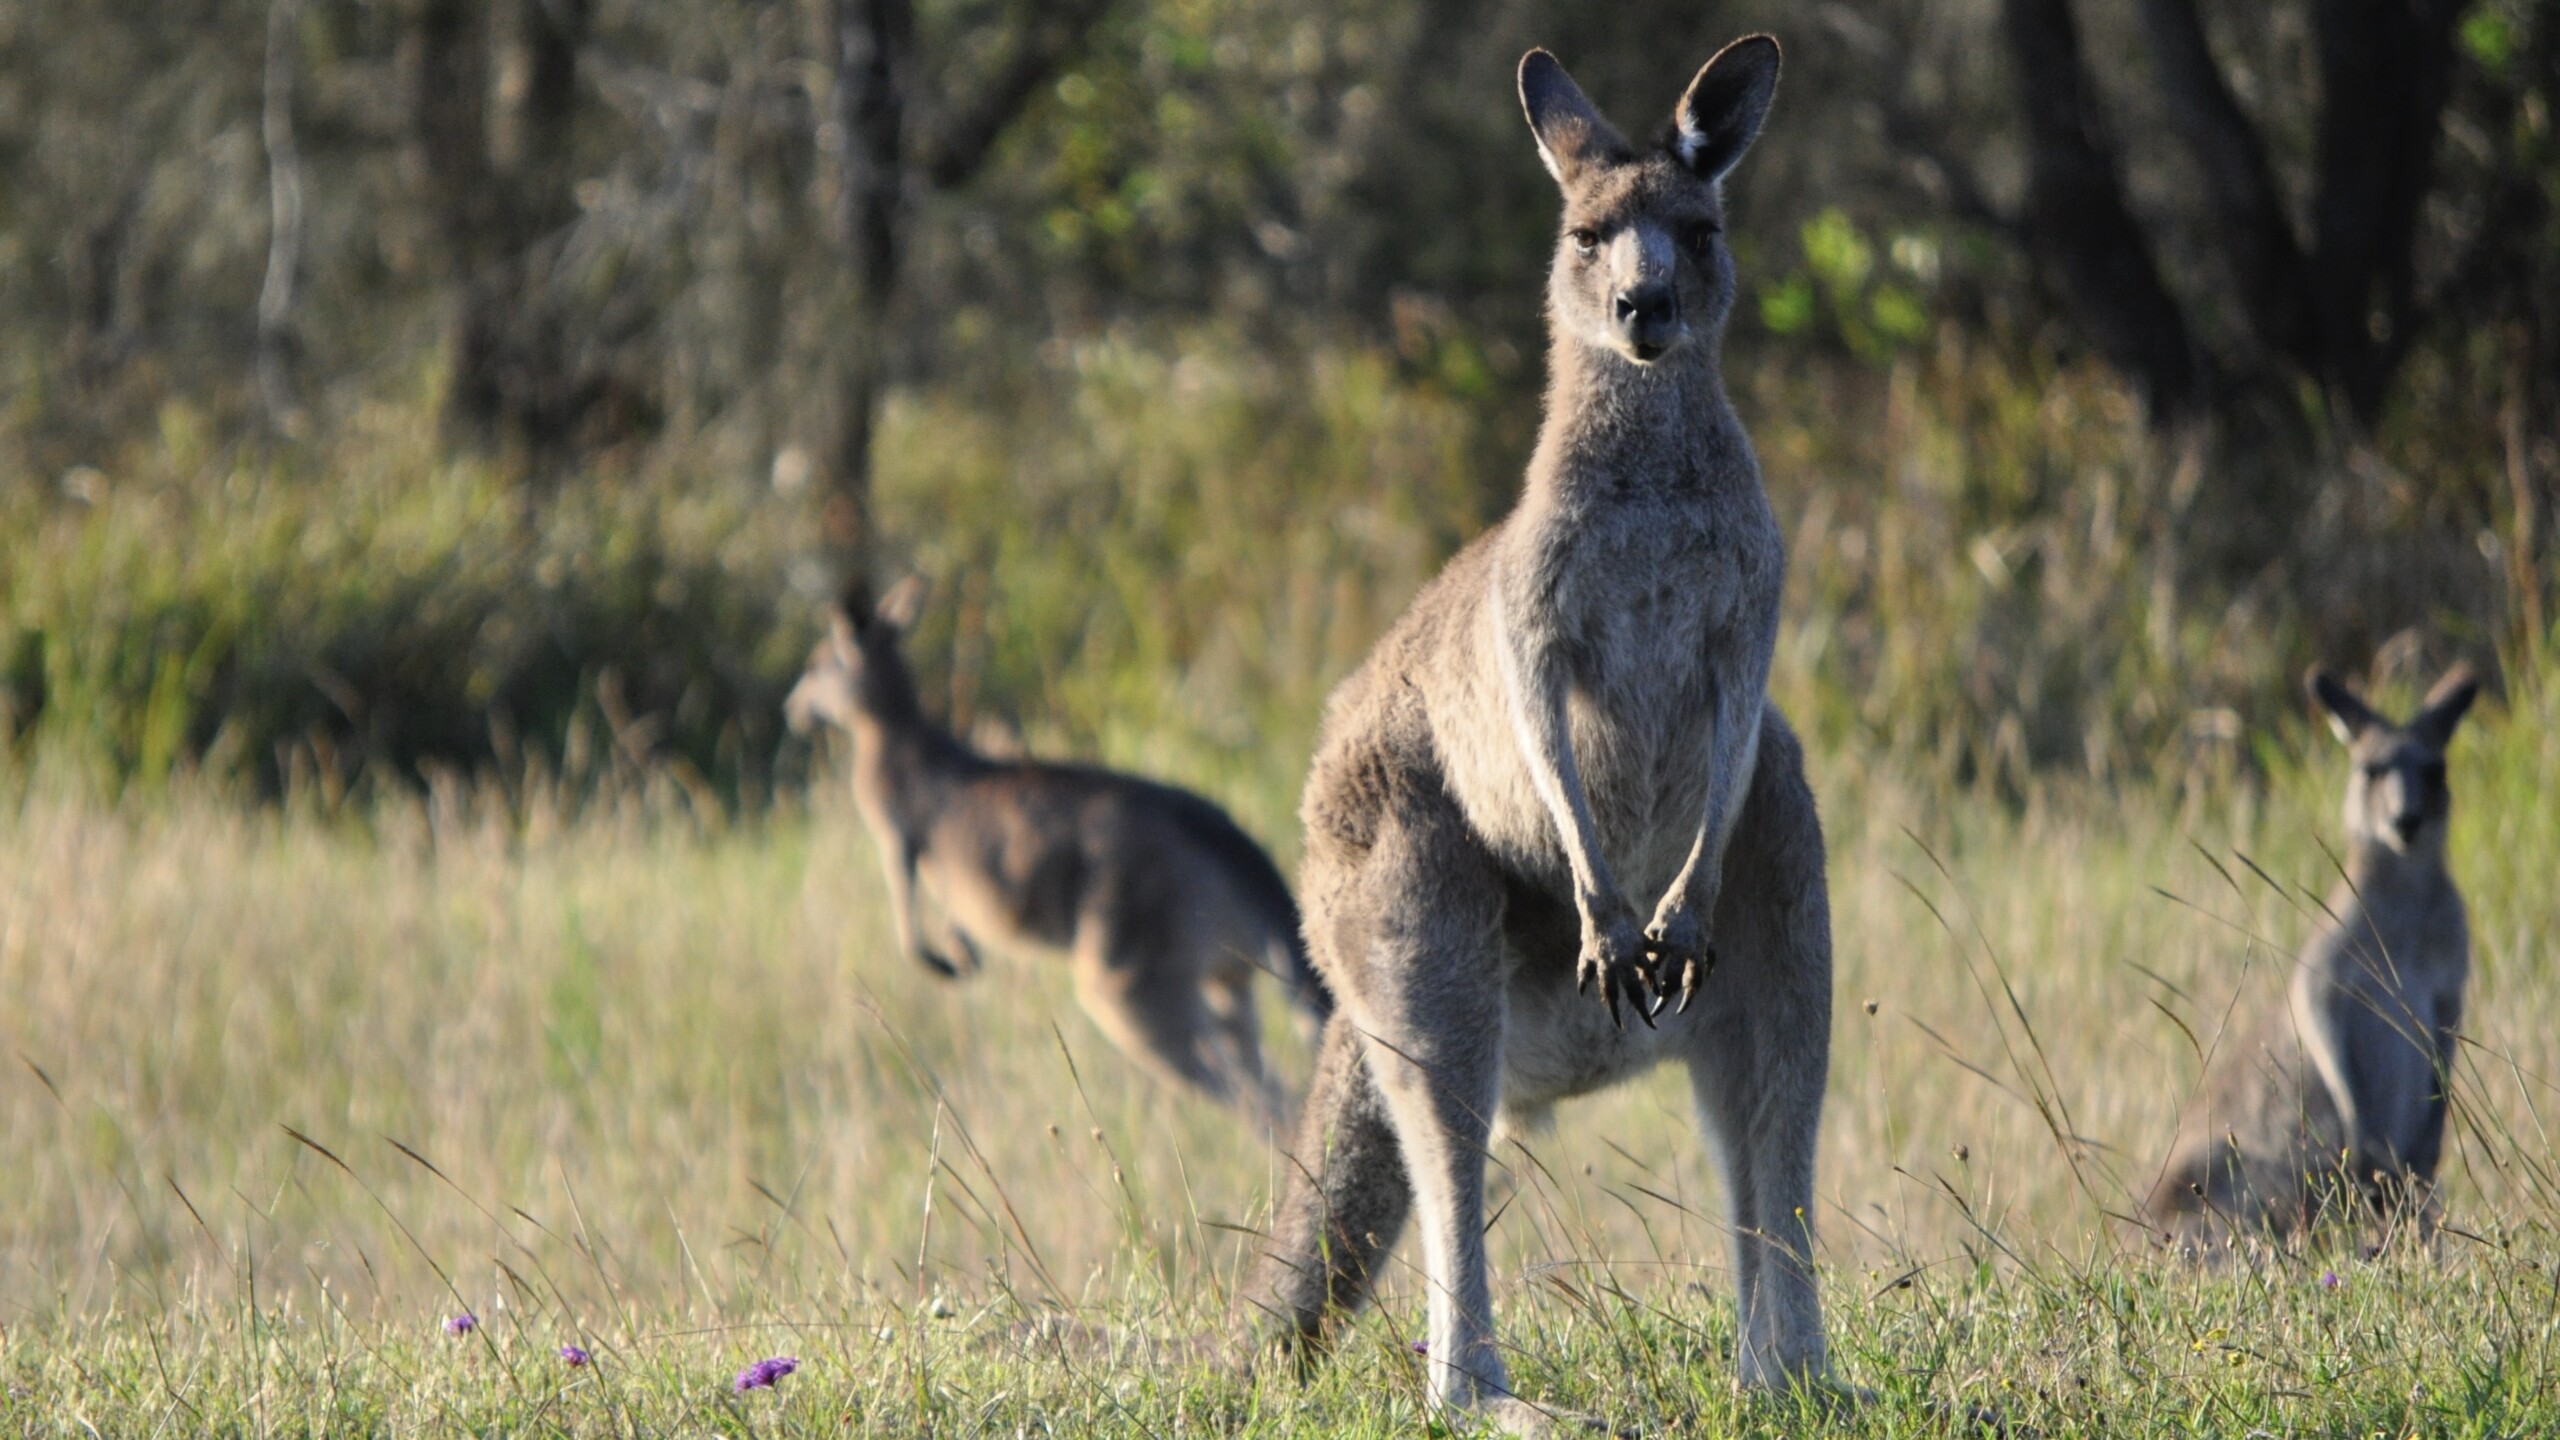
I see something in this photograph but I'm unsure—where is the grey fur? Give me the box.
[2146,664,2480,1248]
[1245,37,1833,1430]
[786,578,1331,1113]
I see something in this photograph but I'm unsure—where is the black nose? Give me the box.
[1614,284,1677,354]
[2392,813,2423,843]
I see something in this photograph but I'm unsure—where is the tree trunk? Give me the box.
[2307,0,2466,424]
[1999,0,2205,422]
[256,0,306,436]
[821,0,913,586]
[405,0,596,462]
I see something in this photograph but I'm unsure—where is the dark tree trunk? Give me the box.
[821,0,914,583]
[2001,0,2477,436]
[1999,0,2205,422]
[2307,0,2466,423]
[811,0,1116,589]
[406,0,597,462]
[2134,0,2314,369]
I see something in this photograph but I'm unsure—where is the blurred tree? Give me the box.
[402,0,618,461]
[816,0,1116,583]
[1993,0,2550,436]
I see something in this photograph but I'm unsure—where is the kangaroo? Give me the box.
[2146,664,2480,1249]
[785,578,1332,1113]
[1244,38,1835,1430]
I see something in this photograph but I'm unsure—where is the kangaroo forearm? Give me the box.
[1491,598,1627,923]
[875,835,938,968]
[1666,680,1768,915]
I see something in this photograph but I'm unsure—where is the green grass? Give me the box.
[3,655,2556,1433]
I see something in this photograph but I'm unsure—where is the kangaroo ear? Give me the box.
[1673,35,1780,183]
[876,574,929,632]
[2307,667,2380,744]
[824,605,860,660]
[2413,663,2481,748]
[1520,50,1627,186]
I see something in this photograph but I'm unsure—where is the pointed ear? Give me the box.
[824,605,859,660]
[2307,667,2379,744]
[2413,663,2481,748]
[1520,50,1627,186]
[1673,34,1780,183]
[876,574,929,632]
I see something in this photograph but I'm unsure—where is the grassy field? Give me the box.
[3,658,2557,1435]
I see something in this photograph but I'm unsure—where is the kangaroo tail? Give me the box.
[1270,921,1333,1024]
[1163,788,1333,1022]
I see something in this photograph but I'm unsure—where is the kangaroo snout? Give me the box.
[1614,282,1680,360]
[2389,807,2424,847]
[782,677,824,735]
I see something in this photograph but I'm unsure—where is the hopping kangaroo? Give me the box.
[1248,38,1835,1429]
[2147,664,2480,1247]
[786,579,1331,1112]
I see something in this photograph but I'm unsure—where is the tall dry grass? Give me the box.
[5,655,2552,1344]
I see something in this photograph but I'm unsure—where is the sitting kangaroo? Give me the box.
[1246,38,1835,1429]
[2146,664,2480,1248]
[785,578,1331,1113]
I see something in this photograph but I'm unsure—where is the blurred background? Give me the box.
[4,1,2560,1362]
[2,0,2551,810]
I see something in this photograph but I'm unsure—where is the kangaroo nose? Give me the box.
[1615,285,1671,326]
[2392,812,2423,844]
[1613,284,1678,357]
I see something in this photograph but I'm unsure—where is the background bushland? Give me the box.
[2,0,2554,806]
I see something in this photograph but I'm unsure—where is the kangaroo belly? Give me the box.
[1499,934,1685,1107]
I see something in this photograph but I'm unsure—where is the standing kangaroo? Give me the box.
[1246,38,1835,1429]
[2146,664,2480,1247]
[785,579,1332,1113]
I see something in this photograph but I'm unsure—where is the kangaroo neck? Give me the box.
[2339,836,2446,899]
[847,705,982,832]
[1527,333,1738,496]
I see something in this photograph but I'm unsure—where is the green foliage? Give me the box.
[0,412,812,798]
[1759,208,1937,361]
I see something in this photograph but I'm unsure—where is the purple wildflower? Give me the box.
[733,1356,800,1392]
[1410,1339,1429,1356]
[444,1312,478,1336]
[2320,1270,2341,1290]
[559,1344,592,1367]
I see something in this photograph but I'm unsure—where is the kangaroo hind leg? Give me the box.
[1312,796,1543,1427]
[1070,898,1236,1105]
[1201,957,1283,1119]
[1682,716,1833,1392]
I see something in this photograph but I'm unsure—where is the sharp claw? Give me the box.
[1578,965,1593,996]
[1603,973,1625,1030]
[1676,964,1698,1014]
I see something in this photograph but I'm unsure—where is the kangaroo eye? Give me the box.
[1569,227,1599,255]
[1681,221,1721,255]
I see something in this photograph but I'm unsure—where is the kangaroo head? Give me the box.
[2308,663,2480,857]
[784,576,930,735]
[1520,36,1779,368]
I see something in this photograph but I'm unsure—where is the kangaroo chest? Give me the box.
[1447,485,1775,900]
[2306,884,2468,1010]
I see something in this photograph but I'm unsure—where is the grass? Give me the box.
[2,652,2556,1435]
